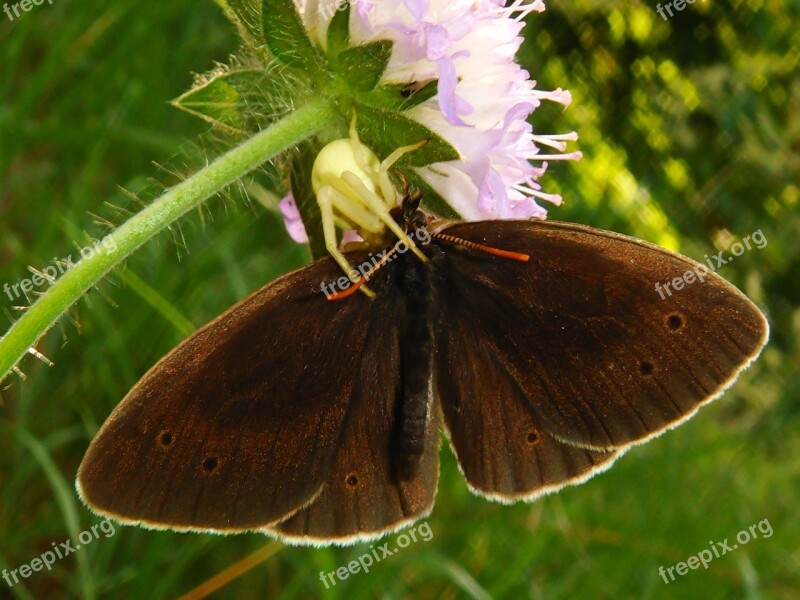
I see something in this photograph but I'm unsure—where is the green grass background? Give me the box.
[1,0,798,598]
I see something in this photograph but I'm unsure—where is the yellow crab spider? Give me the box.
[312,115,428,298]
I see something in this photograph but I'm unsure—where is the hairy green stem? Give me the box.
[0,99,336,382]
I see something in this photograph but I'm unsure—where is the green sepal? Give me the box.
[355,105,460,168]
[326,3,351,56]
[172,69,267,133]
[262,0,328,78]
[359,79,439,111]
[213,0,262,50]
[333,41,393,92]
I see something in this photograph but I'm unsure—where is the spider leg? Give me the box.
[317,186,376,298]
[341,172,429,263]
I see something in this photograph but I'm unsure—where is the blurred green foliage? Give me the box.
[0,0,798,598]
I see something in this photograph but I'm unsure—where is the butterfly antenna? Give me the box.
[431,233,530,263]
[326,243,404,301]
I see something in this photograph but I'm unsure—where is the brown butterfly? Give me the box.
[77,196,768,545]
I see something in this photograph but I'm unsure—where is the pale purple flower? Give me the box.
[281,0,580,239]
[278,194,309,243]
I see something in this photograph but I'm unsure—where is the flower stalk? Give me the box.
[0,98,337,382]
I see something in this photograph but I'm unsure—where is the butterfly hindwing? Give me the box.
[272,255,441,543]
[435,298,620,500]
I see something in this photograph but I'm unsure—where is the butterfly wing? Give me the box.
[269,320,440,543]
[77,253,410,534]
[436,309,620,501]
[432,220,768,454]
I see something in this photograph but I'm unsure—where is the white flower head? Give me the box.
[281,0,580,240]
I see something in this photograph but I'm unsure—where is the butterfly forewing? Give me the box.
[77,254,400,532]
[433,220,768,452]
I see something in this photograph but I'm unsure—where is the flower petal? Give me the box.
[278,193,309,243]
[287,0,582,242]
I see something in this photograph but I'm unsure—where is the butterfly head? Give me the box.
[389,185,428,234]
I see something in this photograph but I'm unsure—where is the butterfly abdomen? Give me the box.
[394,257,435,481]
